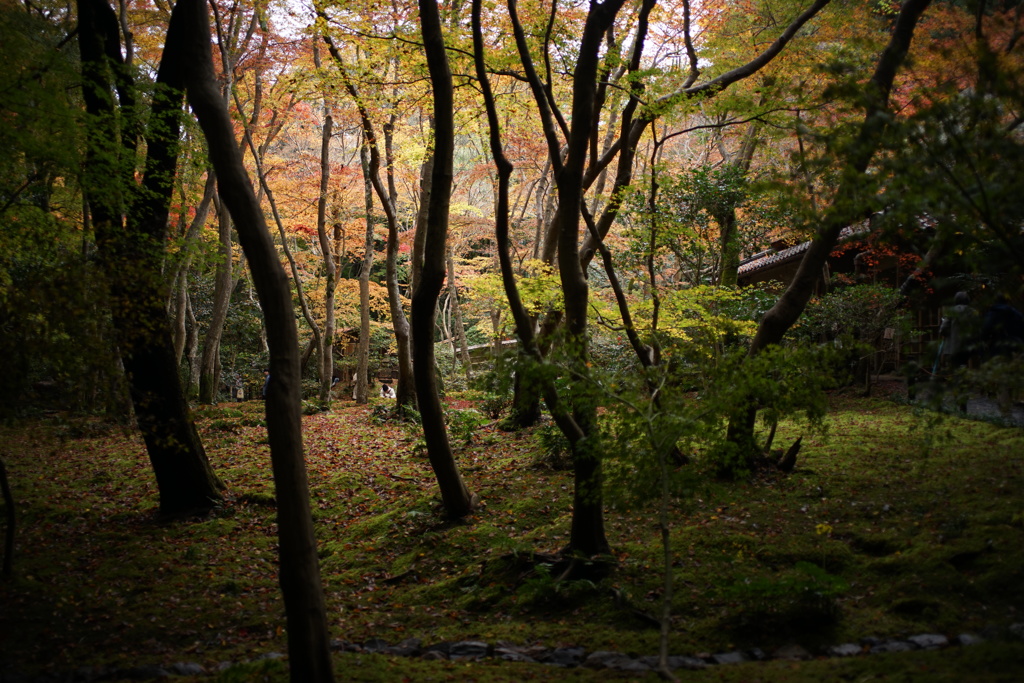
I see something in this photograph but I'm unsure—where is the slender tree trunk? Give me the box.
[448,247,473,381]
[726,0,934,457]
[199,196,233,403]
[1,456,14,577]
[383,119,415,408]
[717,121,760,287]
[78,0,222,516]
[415,0,475,518]
[172,172,216,365]
[312,68,336,406]
[185,290,201,395]
[356,141,374,404]
[179,0,333,679]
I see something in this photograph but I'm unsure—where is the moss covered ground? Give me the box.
[1,390,1023,681]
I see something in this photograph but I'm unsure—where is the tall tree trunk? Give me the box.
[78,0,222,516]
[312,65,336,406]
[318,32,415,408]
[415,0,475,518]
[356,141,374,404]
[717,120,761,287]
[179,0,333,680]
[726,0,934,458]
[198,195,233,403]
[172,171,216,365]
[448,247,472,381]
[383,118,415,408]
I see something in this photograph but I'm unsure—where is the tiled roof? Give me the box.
[737,224,868,278]
[737,241,810,276]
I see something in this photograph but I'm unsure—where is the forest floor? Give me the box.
[1,387,1024,681]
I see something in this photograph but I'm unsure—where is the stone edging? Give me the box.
[3,625,1021,681]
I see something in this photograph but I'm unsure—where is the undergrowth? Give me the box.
[1,393,1022,681]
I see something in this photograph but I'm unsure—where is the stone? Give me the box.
[773,644,811,661]
[449,640,490,660]
[606,658,651,672]
[747,648,767,661]
[495,651,537,664]
[120,666,171,679]
[639,655,707,671]
[330,640,362,652]
[956,633,984,646]
[421,650,448,661]
[583,651,626,668]
[362,638,391,652]
[424,642,451,656]
[870,640,914,654]
[827,643,863,657]
[711,651,747,665]
[1010,623,1024,640]
[169,662,204,675]
[907,634,948,649]
[256,652,284,661]
[544,646,586,667]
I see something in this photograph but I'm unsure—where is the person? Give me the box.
[261,369,270,398]
[380,382,396,399]
[938,291,979,369]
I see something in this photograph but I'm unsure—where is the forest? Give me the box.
[1,0,1023,680]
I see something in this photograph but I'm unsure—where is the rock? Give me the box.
[543,646,586,667]
[640,655,707,671]
[859,636,883,647]
[870,640,915,654]
[381,637,423,657]
[256,652,284,661]
[494,643,548,662]
[1010,623,1024,640]
[711,651,747,665]
[449,640,490,660]
[119,666,171,679]
[169,662,204,675]
[330,639,362,652]
[362,638,391,652]
[424,642,451,656]
[773,644,811,661]
[747,648,767,661]
[956,633,984,646]
[827,643,863,657]
[421,650,448,661]
[583,651,626,668]
[907,634,948,649]
[495,650,537,663]
[606,658,651,672]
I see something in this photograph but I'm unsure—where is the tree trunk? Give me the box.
[1,456,15,577]
[172,172,216,365]
[179,0,334,680]
[319,33,415,409]
[383,118,415,408]
[448,247,472,381]
[356,141,374,404]
[313,77,336,406]
[415,0,475,518]
[77,0,222,517]
[198,195,233,404]
[727,0,934,458]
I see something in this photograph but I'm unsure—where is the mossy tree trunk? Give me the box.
[77,0,222,517]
